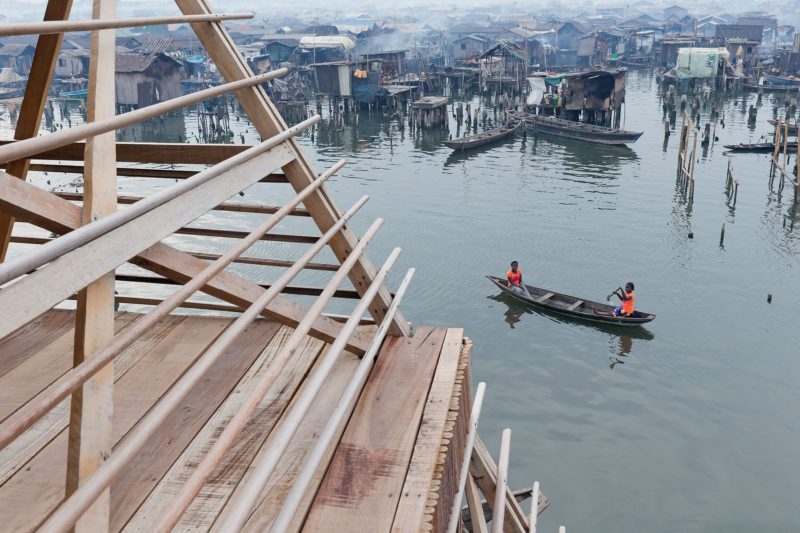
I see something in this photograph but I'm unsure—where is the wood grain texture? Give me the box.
[0,309,75,378]
[392,328,464,532]
[0,315,184,486]
[122,326,323,532]
[0,316,231,532]
[109,319,282,531]
[302,326,447,532]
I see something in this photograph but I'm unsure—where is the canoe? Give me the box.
[486,275,655,326]
[443,122,520,151]
[763,72,800,87]
[742,83,800,93]
[767,119,799,135]
[61,88,88,98]
[724,142,798,153]
[523,115,643,145]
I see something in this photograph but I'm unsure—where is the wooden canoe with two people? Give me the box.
[486,275,656,326]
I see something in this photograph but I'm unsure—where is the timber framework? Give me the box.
[0,1,554,531]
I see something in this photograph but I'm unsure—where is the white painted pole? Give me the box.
[491,428,512,533]
[529,480,540,533]
[446,381,487,533]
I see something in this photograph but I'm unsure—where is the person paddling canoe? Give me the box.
[506,261,532,298]
[593,282,635,317]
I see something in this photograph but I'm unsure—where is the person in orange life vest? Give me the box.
[611,282,635,317]
[506,261,530,297]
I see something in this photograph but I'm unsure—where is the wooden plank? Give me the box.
[0,309,74,378]
[566,300,583,311]
[0,0,74,261]
[109,319,282,531]
[303,326,447,531]
[237,332,374,533]
[0,314,186,486]
[0,145,295,338]
[0,140,252,165]
[0,165,370,355]
[0,316,232,532]
[23,162,289,183]
[65,3,118,526]
[392,328,464,532]
[121,326,324,532]
[0,312,135,421]
[469,437,529,533]
[465,474,489,533]
[536,293,553,303]
[175,0,409,336]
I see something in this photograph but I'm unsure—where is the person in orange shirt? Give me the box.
[506,261,531,297]
[611,282,635,317]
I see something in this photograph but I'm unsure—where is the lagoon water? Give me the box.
[2,69,799,531]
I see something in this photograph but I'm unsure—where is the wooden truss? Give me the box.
[0,0,412,529]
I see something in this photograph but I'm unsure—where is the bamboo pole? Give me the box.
[0,12,253,36]
[783,121,789,176]
[0,113,316,287]
[268,268,416,532]
[0,167,352,450]
[37,216,383,533]
[148,220,386,533]
[212,253,407,533]
[529,481,540,533]
[446,382,487,533]
[491,429,512,533]
[772,118,782,170]
[0,68,288,164]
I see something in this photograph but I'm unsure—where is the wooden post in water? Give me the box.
[796,140,800,203]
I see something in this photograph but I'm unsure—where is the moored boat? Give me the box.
[724,141,798,153]
[443,122,520,151]
[486,275,656,326]
[522,115,643,145]
[763,72,800,87]
[742,83,800,93]
[767,119,799,135]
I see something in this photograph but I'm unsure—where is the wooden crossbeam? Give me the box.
[0,170,370,354]
[53,192,311,216]
[0,0,74,261]
[175,0,410,336]
[0,140,253,165]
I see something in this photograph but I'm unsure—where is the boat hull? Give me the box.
[487,275,655,326]
[524,116,643,145]
[444,124,519,151]
[763,73,800,87]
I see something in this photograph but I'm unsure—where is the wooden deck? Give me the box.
[0,310,471,532]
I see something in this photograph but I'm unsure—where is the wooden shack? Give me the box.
[115,52,182,108]
[0,3,552,532]
[563,68,627,127]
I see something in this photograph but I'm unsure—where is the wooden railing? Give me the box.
[0,1,413,530]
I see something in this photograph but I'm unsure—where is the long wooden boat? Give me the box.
[763,72,800,87]
[767,119,799,135]
[524,115,643,145]
[486,275,656,326]
[742,83,800,93]
[724,141,798,153]
[443,122,519,151]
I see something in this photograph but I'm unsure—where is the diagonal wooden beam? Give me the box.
[0,171,370,355]
[175,0,410,336]
[0,0,74,261]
